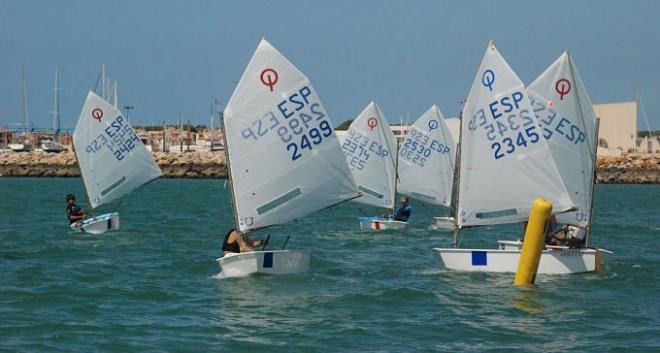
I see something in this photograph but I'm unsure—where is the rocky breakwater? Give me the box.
[0,151,227,178]
[596,154,660,184]
[0,152,80,177]
[2,152,658,183]
[154,152,227,178]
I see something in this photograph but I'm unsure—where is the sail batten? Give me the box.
[73,91,162,209]
[224,39,359,233]
[457,43,574,227]
[341,101,397,209]
[527,52,597,227]
[398,105,455,207]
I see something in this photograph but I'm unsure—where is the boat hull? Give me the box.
[217,250,311,277]
[70,212,120,235]
[8,143,33,152]
[432,245,612,274]
[41,142,63,153]
[358,217,407,231]
[432,216,455,230]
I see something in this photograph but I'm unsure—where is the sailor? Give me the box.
[392,196,412,222]
[222,228,268,255]
[65,194,86,227]
[565,226,587,248]
[544,215,563,245]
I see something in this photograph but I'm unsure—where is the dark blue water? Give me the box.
[1,178,658,352]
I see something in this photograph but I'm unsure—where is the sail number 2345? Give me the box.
[467,91,541,161]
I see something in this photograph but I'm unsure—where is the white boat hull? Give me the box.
[70,212,120,235]
[8,143,33,152]
[358,217,407,231]
[432,245,612,274]
[217,250,310,277]
[41,142,63,153]
[432,216,455,230]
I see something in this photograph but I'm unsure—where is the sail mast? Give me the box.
[392,129,401,213]
[567,52,597,232]
[451,104,464,248]
[634,83,655,149]
[113,81,119,109]
[21,63,29,136]
[585,118,600,247]
[377,107,398,214]
[52,68,60,138]
[221,112,240,232]
[101,64,106,100]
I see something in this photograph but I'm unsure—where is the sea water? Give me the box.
[0,178,658,352]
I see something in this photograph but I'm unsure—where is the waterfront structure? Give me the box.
[594,101,637,153]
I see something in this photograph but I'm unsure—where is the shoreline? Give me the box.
[1,152,659,184]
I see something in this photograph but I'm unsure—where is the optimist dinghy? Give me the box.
[491,51,613,263]
[397,105,456,230]
[432,42,611,274]
[341,102,403,231]
[217,38,359,276]
[71,92,162,234]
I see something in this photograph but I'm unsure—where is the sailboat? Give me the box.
[495,51,613,266]
[341,101,402,231]
[71,91,162,234]
[432,42,611,274]
[9,64,34,152]
[217,38,359,276]
[397,105,456,230]
[42,68,63,153]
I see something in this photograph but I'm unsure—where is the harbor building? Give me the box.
[594,101,637,153]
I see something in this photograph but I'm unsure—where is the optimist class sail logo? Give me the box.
[260,68,278,92]
[91,108,103,122]
[482,69,495,92]
[555,78,571,100]
[367,117,378,131]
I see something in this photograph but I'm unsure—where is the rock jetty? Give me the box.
[1,152,658,183]
[0,152,227,178]
[596,154,659,184]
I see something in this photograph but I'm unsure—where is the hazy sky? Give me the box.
[1,0,658,131]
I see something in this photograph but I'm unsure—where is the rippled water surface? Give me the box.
[1,178,658,352]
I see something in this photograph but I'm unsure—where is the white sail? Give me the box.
[445,118,460,147]
[341,101,398,209]
[398,105,455,207]
[457,42,574,227]
[527,51,597,228]
[73,91,162,209]
[224,38,359,233]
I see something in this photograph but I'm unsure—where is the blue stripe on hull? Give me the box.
[471,251,487,266]
[263,252,273,268]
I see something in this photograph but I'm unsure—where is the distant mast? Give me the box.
[52,67,61,138]
[634,82,654,151]
[113,81,119,109]
[179,114,184,152]
[101,64,106,100]
[21,63,29,136]
[209,103,214,147]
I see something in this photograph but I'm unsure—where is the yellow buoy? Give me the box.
[514,198,553,286]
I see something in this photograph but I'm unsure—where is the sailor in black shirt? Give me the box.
[221,228,268,256]
[66,194,86,225]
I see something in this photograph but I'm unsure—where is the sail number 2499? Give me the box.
[287,121,333,161]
